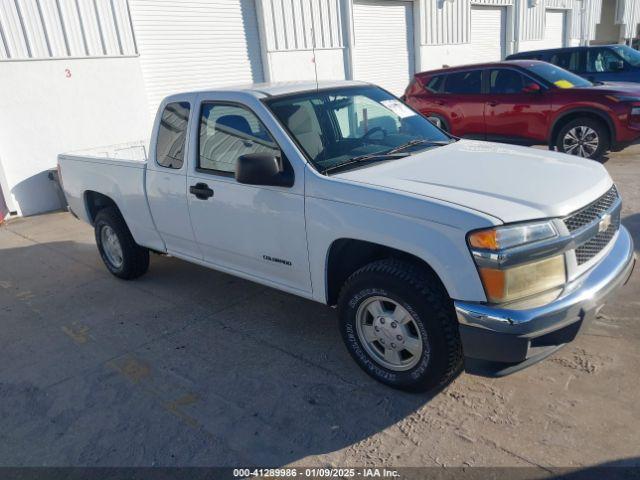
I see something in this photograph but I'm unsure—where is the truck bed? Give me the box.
[58,140,165,252]
[59,140,148,164]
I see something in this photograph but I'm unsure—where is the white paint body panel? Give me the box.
[58,83,612,306]
[469,6,506,62]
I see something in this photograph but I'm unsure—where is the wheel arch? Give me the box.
[84,191,122,226]
[549,108,615,148]
[325,238,449,306]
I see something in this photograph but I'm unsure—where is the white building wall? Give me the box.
[0,0,138,60]
[0,0,145,216]
[0,57,149,216]
[129,0,265,118]
[1,0,637,217]
[616,0,640,38]
[256,0,346,83]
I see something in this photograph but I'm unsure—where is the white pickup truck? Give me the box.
[58,81,636,392]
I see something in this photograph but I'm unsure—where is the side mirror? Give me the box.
[522,82,542,93]
[235,153,294,187]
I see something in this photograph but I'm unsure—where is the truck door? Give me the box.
[146,101,203,259]
[185,100,311,295]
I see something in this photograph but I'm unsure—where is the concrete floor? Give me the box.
[1,148,639,470]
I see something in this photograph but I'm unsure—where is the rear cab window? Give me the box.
[156,102,190,169]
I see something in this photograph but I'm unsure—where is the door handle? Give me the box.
[434,100,446,106]
[189,182,214,200]
[487,101,498,107]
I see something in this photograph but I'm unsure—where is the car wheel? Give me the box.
[556,117,609,160]
[94,207,149,279]
[337,258,463,392]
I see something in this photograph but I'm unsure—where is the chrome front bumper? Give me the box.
[455,226,636,377]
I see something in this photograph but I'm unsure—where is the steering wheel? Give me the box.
[361,126,387,143]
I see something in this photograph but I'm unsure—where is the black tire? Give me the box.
[337,258,463,392]
[94,207,149,280]
[555,117,609,160]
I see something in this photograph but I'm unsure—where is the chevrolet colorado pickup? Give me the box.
[58,81,636,392]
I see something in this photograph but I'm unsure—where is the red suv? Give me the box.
[403,60,640,159]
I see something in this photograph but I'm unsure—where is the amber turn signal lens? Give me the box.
[478,267,506,303]
[468,229,498,250]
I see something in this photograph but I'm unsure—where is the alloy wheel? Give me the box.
[355,296,426,371]
[100,225,124,268]
[562,126,599,158]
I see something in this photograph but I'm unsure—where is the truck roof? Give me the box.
[176,80,370,99]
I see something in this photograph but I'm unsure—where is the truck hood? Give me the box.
[334,140,612,223]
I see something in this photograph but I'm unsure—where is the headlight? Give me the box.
[478,255,566,303]
[467,221,565,303]
[631,107,640,116]
[468,221,558,251]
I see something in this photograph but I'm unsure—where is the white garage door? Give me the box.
[352,0,415,96]
[129,0,264,117]
[541,10,567,49]
[470,6,506,63]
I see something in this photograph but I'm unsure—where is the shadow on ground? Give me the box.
[0,239,437,466]
[623,213,640,253]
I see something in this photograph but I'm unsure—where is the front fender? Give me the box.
[306,196,491,304]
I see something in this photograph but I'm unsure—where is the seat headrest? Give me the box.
[215,115,252,136]
[272,105,314,135]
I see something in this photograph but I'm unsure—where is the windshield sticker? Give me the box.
[554,79,574,89]
[380,99,417,118]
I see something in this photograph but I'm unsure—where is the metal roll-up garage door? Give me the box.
[470,6,506,63]
[541,10,567,50]
[352,0,415,96]
[129,0,264,117]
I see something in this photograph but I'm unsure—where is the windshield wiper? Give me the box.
[322,152,409,175]
[386,139,453,154]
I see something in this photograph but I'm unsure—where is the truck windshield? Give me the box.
[525,62,592,88]
[611,45,640,67]
[265,85,451,173]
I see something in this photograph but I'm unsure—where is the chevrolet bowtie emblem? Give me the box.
[598,213,612,233]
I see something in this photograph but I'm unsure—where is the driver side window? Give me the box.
[198,103,279,174]
[489,69,527,94]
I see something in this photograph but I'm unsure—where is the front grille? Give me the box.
[563,185,619,232]
[575,215,620,265]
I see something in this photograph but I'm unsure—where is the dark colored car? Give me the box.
[402,60,640,159]
[506,44,640,84]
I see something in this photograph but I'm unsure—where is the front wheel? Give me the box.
[555,117,609,160]
[337,259,463,392]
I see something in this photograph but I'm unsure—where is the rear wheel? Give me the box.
[337,259,463,392]
[94,207,149,279]
[555,117,609,160]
